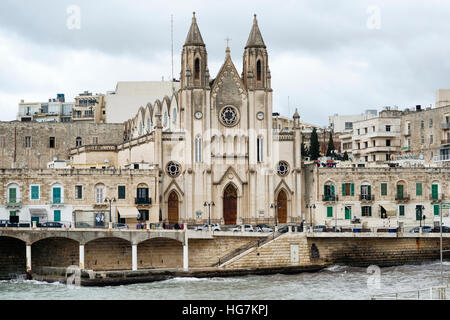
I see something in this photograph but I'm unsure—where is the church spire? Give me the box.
[245,14,266,49]
[184,12,205,47]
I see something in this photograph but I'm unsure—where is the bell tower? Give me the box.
[180,12,209,89]
[242,14,271,90]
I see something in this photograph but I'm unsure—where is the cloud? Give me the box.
[0,0,449,124]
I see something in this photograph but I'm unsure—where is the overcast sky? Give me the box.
[1,0,449,125]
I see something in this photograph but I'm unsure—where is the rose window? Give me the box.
[277,161,290,177]
[219,105,239,127]
[166,161,181,178]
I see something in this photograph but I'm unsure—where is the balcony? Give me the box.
[402,146,411,151]
[441,122,450,130]
[359,194,374,202]
[50,199,65,207]
[5,200,22,208]
[429,193,443,202]
[434,154,450,162]
[395,194,410,202]
[441,139,450,145]
[322,195,338,202]
[135,197,152,205]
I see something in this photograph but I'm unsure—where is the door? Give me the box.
[397,185,403,199]
[54,210,61,222]
[53,187,61,204]
[431,184,438,200]
[345,206,351,220]
[168,191,179,224]
[277,190,287,224]
[9,188,16,203]
[223,184,237,225]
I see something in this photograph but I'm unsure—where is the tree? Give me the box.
[326,132,336,157]
[309,128,320,160]
[343,151,349,161]
[300,134,309,159]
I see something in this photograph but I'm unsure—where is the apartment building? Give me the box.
[17,94,73,123]
[72,91,106,123]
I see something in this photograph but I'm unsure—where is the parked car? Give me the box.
[39,222,64,228]
[75,222,92,228]
[0,220,9,227]
[409,226,433,233]
[195,223,221,231]
[313,225,327,232]
[230,224,254,232]
[256,224,273,232]
[149,223,163,230]
[113,223,128,229]
[432,226,450,233]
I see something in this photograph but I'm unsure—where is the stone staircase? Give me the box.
[211,231,283,267]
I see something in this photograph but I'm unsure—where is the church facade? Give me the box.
[72,13,305,226]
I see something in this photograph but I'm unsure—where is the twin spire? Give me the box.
[184,12,265,49]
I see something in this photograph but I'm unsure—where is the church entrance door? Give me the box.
[277,190,287,224]
[223,184,237,225]
[168,191,179,224]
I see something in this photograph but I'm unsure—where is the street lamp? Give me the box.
[270,203,281,226]
[305,204,316,230]
[104,197,116,224]
[203,201,215,226]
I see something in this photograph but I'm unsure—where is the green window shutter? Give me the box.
[350,183,354,196]
[416,183,422,196]
[54,210,61,222]
[381,183,387,196]
[434,205,440,216]
[9,211,17,217]
[53,188,61,204]
[327,207,333,217]
[399,205,405,216]
[368,206,372,216]
[330,185,335,196]
[31,186,39,200]
[9,188,17,203]
[431,184,438,200]
[345,207,351,219]
[397,185,403,198]
[367,185,371,196]
[342,184,346,196]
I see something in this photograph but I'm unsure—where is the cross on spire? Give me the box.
[225,37,232,47]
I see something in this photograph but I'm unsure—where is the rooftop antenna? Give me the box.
[171,14,175,93]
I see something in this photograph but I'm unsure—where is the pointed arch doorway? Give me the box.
[223,184,237,225]
[277,190,287,224]
[168,191,179,224]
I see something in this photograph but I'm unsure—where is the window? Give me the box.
[361,206,372,217]
[256,60,262,81]
[136,187,149,204]
[95,185,105,204]
[381,183,387,196]
[327,207,333,218]
[385,125,391,132]
[421,136,424,144]
[364,128,368,134]
[52,187,62,204]
[342,183,354,196]
[195,135,202,163]
[54,210,61,222]
[386,139,391,147]
[361,184,371,199]
[25,136,31,148]
[76,137,82,147]
[166,161,182,178]
[49,137,55,148]
[75,186,83,199]
[118,185,126,199]
[429,119,433,128]
[430,135,433,144]
[8,187,17,203]
[277,161,290,177]
[407,122,411,134]
[421,120,424,129]
[372,126,375,132]
[431,184,439,200]
[194,58,200,80]
[416,183,422,196]
[30,185,40,200]
[344,122,353,130]
[357,129,360,135]
[345,206,351,219]
[172,108,177,125]
[257,136,263,163]
[92,137,98,144]
[357,143,360,149]
[138,210,149,221]
[399,205,405,216]
[434,205,440,216]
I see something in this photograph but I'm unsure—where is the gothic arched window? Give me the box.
[256,60,262,81]
[75,137,82,147]
[257,136,263,163]
[195,135,202,163]
[194,58,200,80]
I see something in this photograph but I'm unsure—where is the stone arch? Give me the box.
[137,237,183,269]
[276,189,288,224]
[85,237,132,271]
[223,183,238,225]
[0,236,26,278]
[31,237,79,268]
